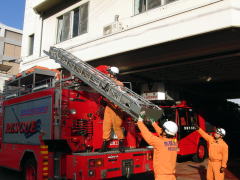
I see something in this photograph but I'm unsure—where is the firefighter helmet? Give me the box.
[108,66,119,75]
[216,128,226,137]
[163,121,178,136]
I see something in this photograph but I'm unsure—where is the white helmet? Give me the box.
[216,128,226,137]
[163,121,178,136]
[109,66,119,75]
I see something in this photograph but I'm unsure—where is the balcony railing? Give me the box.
[4,78,53,99]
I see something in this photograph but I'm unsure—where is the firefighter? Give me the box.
[99,66,125,153]
[195,125,228,180]
[137,112,178,180]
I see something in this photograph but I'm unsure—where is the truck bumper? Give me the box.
[66,148,153,180]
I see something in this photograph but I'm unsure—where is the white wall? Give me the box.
[21,0,240,71]
[21,0,43,61]
[0,73,12,92]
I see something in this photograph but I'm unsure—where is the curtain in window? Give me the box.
[135,0,146,14]
[79,3,88,35]
[62,12,71,41]
[148,0,161,10]
[57,18,63,43]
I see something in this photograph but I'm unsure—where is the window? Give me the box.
[4,43,21,58]
[179,109,188,126]
[162,108,176,122]
[29,34,34,56]
[57,12,71,42]
[166,0,178,3]
[135,0,178,14]
[148,0,161,10]
[57,2,89,43]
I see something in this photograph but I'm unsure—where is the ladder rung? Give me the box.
[44,47,163,121]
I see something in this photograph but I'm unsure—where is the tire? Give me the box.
[23,159,37,180]
[192,141,207,162]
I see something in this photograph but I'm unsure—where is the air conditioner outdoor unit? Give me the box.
[103,24,113,36]
[103,22,123,36]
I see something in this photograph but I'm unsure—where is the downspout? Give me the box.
[39,13,44,57]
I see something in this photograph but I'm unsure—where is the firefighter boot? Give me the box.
[99,140,109,152]
[119,139,125,153]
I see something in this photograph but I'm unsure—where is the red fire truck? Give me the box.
[159,101,214,162]
[0,66,155,180]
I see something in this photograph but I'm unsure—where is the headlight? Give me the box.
[70,109,77,115]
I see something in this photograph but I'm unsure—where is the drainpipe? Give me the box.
[39,13,44,57]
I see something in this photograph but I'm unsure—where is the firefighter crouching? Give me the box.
[137,111,178,180]
[195,125,228,180]
[98,66,125,153]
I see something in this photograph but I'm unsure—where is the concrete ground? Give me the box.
[175,159,239,180]
[120,157,240,180]
[0,158,239,180]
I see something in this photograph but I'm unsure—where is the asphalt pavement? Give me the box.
[0,167,22,180]
[0,158,239,180]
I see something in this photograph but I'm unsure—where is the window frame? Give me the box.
[56,2,89,44]
[134,0,178,15]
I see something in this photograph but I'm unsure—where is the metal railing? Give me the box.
[4,78,54,99]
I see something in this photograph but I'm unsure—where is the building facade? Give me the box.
[21,0,240,100]
[0,23,22,62]
[0,23,22,92]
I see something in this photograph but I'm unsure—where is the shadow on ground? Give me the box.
[225,132,240,179]
[0,167,22,180]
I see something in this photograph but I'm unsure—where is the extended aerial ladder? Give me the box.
[44,47,163,121]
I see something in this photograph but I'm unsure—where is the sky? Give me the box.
[0,0,26,30]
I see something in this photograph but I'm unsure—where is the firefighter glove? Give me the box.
[148,117,157,123]
[194,123,199,130]
[139,111,146,119]
[138,111,146,122]
[220,167,225,173]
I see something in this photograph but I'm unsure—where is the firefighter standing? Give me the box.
[137,112,178,180]
[195,126,228,180]
[99,66,125,153]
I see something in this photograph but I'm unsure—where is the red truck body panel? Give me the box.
[66,149,153,180]
[0,85,153,179]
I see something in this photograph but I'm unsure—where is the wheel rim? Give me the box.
[198,145,205,159]
[26,164,36,180]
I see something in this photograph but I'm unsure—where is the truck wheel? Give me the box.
[23,159,37,180]
[192,141,207,162]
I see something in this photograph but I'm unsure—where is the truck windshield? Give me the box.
[161,108,176,122]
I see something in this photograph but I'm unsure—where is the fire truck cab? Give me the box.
[159,101,214,162]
